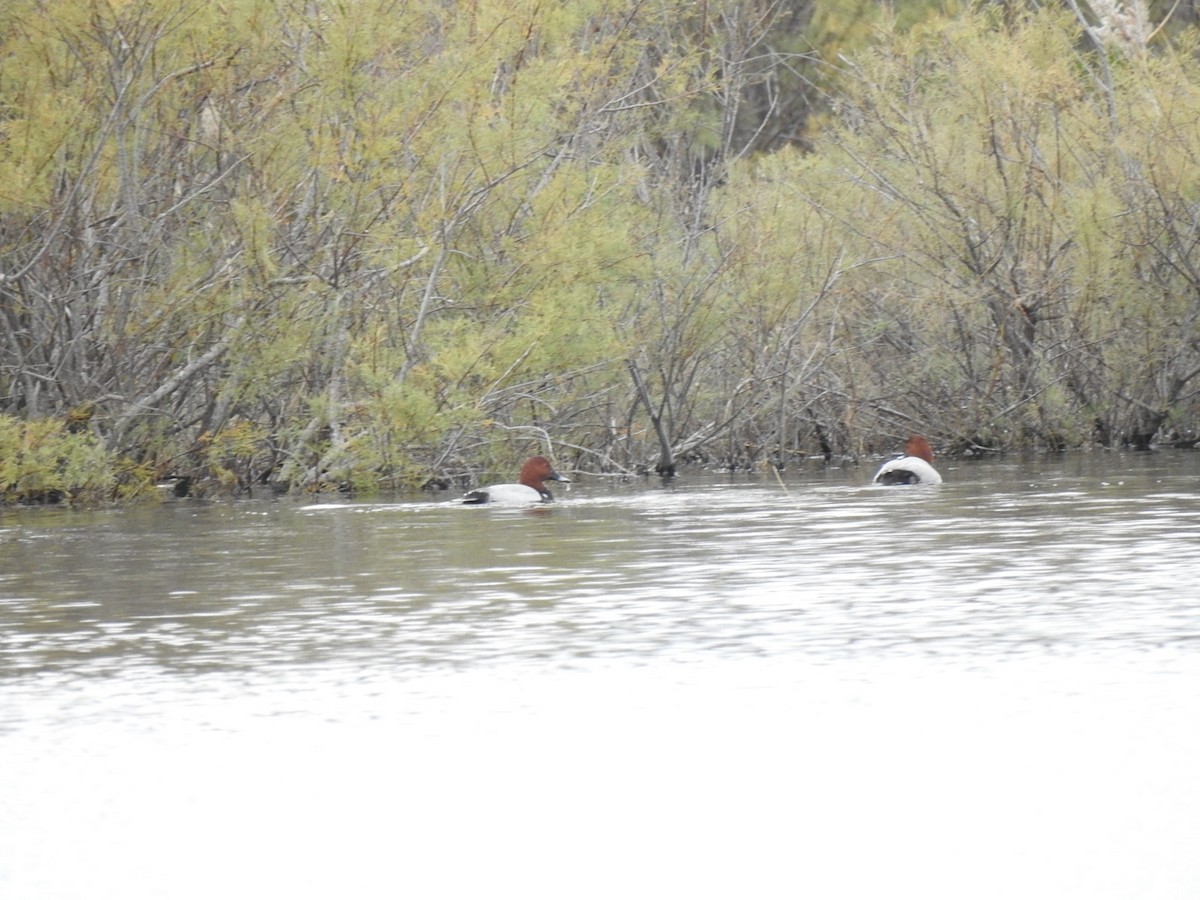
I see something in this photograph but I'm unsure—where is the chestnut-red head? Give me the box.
[904,435,935,464]
[518,456,569,491]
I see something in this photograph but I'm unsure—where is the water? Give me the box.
[3,451,1200,899]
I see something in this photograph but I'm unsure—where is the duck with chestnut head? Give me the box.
[873,435,943,485]
[461,456,570,505]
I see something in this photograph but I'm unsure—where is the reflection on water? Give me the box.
[4,451,1199,678]
[2,450,1200,898]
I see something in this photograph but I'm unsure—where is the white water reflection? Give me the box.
[3,451,1200,898]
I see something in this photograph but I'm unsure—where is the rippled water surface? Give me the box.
[3,451,1200,898]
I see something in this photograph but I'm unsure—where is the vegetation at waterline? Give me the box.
[3,1,1200,502]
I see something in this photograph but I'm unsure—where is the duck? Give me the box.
[461,456,570,505]
[872,434,943,485]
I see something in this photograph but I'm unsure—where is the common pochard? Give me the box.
[872,435,943,485]
[461,456,570,505]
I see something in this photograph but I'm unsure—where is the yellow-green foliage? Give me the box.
[195,419,270,491]
[0,415,115,503]
[792,4,1200,442]
[5,0,1200,490]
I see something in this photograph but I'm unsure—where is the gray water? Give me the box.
[3,451,1200,899]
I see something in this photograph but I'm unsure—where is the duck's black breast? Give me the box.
[875,468,922,485]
